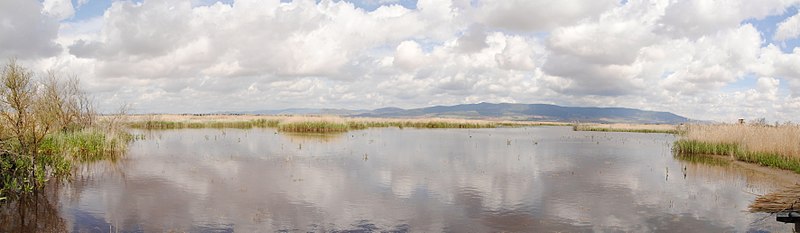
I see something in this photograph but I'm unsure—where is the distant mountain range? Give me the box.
[227,103,690,124]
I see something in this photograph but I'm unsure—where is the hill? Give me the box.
[354,103,688,124]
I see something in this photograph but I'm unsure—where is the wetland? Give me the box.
[1,126,797,232]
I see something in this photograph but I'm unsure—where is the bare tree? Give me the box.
[0,60,97,189]
[41,72,94,132]
[0,59,38,156]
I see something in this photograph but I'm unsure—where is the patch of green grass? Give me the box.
[39,128,132,162]
[278,121,350,133]
[573,124,680,134]
[0,128,132,200]
[736,151,800,173]
[673,140,740,156]
[673,139,800,173]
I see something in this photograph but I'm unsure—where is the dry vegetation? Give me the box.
[674,123,800,173]
[750,184,800,213]
[573,123,680,134]
[0,60,130,201]
[121,114,569,132]
[680,124,800,157]
[662,123,800,213]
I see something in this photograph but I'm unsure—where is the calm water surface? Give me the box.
[2,126,796,232]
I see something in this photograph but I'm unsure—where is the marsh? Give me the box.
[1,126,795,232]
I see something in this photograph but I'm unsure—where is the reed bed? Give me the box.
[39,128,132,162]
[277,116,350,133]
[573,123,680,134]
[674,124,800,173]
[345,117,500,129]
[679,124,800,156]
[120,114,516,132]
[750,184,800,213]
[127,119,279,129]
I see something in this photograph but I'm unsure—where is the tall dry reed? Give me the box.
[683,124,800,158]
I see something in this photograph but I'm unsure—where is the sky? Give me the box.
[2,0,800,122]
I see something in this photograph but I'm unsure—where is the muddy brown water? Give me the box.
[1,126,797,232]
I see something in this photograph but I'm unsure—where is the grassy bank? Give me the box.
[673,124,800,173]
[573,123,680,134]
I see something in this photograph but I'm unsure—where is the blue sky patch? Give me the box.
[743,6,799,53]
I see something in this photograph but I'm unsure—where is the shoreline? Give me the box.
[113,114,573,132]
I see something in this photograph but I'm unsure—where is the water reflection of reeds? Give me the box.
[284,132,346,143]
[674,153,795,195]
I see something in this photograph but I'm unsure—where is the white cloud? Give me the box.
[765,47,800,95]
[541,0,664,96]
[476,0,619,31]
[659,24,763,94]
[67,0,444,80]
[42,0,76,20]
[0,0,61,59]
[775,12,800,41]
[658,0,799,39]
[393,40,429,71]
[5,0,800,122]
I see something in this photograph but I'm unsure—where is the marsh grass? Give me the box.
[736,151,800,173]
[128,119,279,129]
[278,121,350,133]
[673,140,740,156]
[122,115,511,132]
[750,184,800,213]
[39,128,131,162]
[674,124,800,173]
[0,60,133,201]
[573,123,680,134]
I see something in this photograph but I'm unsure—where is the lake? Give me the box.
[1,126,795,232]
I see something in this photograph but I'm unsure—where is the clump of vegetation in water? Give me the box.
[750,184,800,213]
[127,119,279,129]
[673,123,800,173]
[125,115,504,132]
[39,129,131,162]
[278,121,350,133]
[0,60,130,202]
[573,123,681,134]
